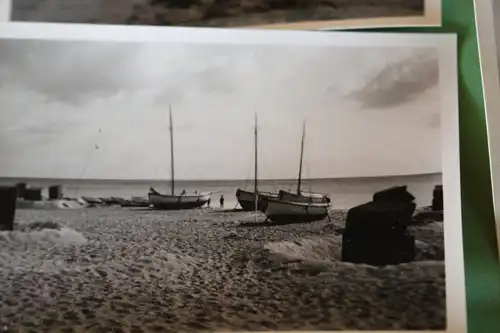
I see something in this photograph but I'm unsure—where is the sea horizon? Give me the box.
[0,171,442,184]
[0,172,442,209]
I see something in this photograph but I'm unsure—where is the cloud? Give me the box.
[347,48,439,109]
[0,39,144,104]
[0,40,443,179]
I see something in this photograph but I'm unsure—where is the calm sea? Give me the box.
[0,173,442,209]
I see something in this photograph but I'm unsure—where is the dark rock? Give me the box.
[48,185,63,200]
[373,185,415,203]
[342,197,418,265]
[0,186,17,231]
[23,187,43,201]
[341,234,416,266]
[432,185,443,211]
[344,200,416,238]
[15,182,27,198]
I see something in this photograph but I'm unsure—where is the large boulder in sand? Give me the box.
[15,182,27,198]
[23,187,43,201]
[342,198,417,266]
[342,235,416,266]
[0,186,17,231]
[48,185,63,200]
[373,185,415,203]
[344,200,416,238]
[432,185,443,211]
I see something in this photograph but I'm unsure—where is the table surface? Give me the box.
[357,0,500,331]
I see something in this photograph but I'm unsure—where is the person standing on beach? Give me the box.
[207,197,211,208]
[219,195,224,208]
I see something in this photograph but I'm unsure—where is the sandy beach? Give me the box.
[0,206,445,332]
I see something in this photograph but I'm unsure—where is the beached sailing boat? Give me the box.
[278,121,330,204]
[236,114,279,211]
[148,105,211,210]
[263,121,331,223]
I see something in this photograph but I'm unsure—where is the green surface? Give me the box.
[355,0,500,331]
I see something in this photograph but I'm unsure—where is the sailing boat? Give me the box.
[263,121,331,223]
[236,114,279,212]
[278,121,330,204]
[148,105,211,210]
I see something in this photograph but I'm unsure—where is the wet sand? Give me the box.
[0,206,445,332]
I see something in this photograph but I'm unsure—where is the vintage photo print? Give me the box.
[5,0,441,30]
[0,23,464,332]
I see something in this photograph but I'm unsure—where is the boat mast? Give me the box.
[297,121,306,195]
[254,113,258,194]
[169,105,175,196]
[254,113,259,212]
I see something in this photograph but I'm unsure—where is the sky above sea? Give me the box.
[0,38,441,180]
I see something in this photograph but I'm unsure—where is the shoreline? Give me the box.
[0,171,442,184]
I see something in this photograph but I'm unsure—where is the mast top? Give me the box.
[297,120,306,194]
[169,104,175,196]
[254,111,258,195]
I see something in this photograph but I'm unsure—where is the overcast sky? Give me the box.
[0,38,441,180]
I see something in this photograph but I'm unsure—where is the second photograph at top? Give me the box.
[7,0,440,30]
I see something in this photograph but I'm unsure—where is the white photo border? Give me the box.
[474,0,500,260]
[0,22,464,333]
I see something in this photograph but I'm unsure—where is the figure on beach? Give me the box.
[207,197,211,208]
[219,195,224,208]
[181,189,186,196]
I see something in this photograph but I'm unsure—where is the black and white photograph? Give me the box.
[4,0,440,30]
[0,24,464,333]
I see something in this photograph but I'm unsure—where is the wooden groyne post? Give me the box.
[49,185,63,200]
[23,188,43,201]
[15,182,27,198]
[432,185,443,211]
[0,186,17,231]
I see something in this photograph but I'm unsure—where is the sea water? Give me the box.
[0,173,442,209]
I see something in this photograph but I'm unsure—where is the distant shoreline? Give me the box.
[0,172,442,184]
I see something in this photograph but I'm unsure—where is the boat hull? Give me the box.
[264,199,330,223]
[236,189,278,212]
[278,190,330,204]
[148,193,211,210]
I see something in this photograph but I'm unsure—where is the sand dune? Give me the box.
[0,207,445,332]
